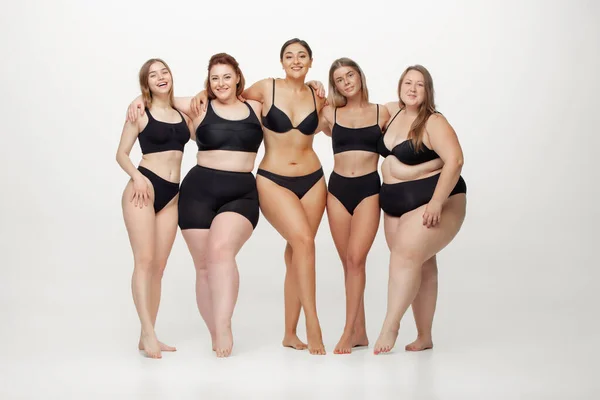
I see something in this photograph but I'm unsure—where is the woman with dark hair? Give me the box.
[191,38,328,355]
[374,65,467,355]
[116,58,192,359]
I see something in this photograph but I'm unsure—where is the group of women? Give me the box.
[115,38,467,359]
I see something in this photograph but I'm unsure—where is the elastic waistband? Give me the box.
[138,166,179,186]
[331,170,379,180]
[257,167,323,181]
[195,164,254,176]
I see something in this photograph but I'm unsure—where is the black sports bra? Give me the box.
[138,108,190,155]
[377,108,440,165]
[332,105,382,154]
[195,101,263,153]
[261,79,319,135]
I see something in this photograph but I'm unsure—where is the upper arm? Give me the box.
[317,105,333,136]
[247,100,263,121]
[378,103,391,130]
[242,79,269,104]
[315,92,327,112]
[384,101,398,116]
[116,118,142,156]
[182,113,195,141]
[173,96,194,117]
[426,114,464,164]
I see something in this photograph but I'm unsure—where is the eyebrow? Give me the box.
[149,68,168,74]
[284,51,307,56]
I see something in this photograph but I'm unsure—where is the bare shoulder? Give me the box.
[321,104,334,123]
[426,112,452,132]
[247,99,263,116]
[384,101,400,115]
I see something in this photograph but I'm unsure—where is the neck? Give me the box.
[215,95,238,106]
[284,75,306,91]
[344,94,367,108]
[151,95,170,110]
[403,104,420,117]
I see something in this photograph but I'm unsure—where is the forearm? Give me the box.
[116,152,144,181]
[173,96,194,116]
[430,160,463,203]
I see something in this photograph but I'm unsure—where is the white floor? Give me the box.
[2,221,598,399]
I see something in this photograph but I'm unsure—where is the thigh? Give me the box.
[257,175,313,242]
[393,194,467,262]
[300,176,327,237]
[153,194,179,263]
[383,212,402,251]
[208,212,254,255]
[182,229,211,268]
[122,180,156,259]
[326,192,352,261]
[347,195,381,259]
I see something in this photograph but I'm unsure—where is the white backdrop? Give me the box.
[1,0,599,398]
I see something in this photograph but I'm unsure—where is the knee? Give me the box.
[134,254,154,272]
[289,232,314,253]
[391,249,424,269]
[206,240,235,266]
[346,252,366,275]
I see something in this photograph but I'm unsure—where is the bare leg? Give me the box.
[406,256,437,351]
[328,193,380,354]
[374,194,466,355]
[258,175,327,355]
[138,196,178,352]
[282,243,307,350]
[182,229,214,349]
[122,181,161,359]
[206,212,253,358]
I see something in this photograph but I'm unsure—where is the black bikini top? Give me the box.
[377,109,440,165]
[332,105,382,155]
[261,78,319,135]
[138,108,190,155]
[195,101,263,153]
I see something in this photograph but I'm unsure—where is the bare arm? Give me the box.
[173,96,195,118]
[242,78,269,104]
[426,113,464,204]
[115,119,145,181]
[317,104,333,136]
[247,99,263,122]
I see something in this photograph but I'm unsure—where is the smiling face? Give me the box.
[138,58,175,107]
[399,69,426,107]
[281,42,312,79]
[147,62,172,96]
[208,63,239,101]
[333,66,361,98]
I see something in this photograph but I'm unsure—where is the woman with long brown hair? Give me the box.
[116,58,192,359]
[374,64,467,354]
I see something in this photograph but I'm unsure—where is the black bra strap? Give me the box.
[334,107,337,123]
[272,78,276,102]
[384,108,402,133]
[376,104,379,125]
[309,86,316,109]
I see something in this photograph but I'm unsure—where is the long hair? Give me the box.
[397,64,437,152]
[205,53,245,100]
[327,57,369,108]
[138,58,175,108]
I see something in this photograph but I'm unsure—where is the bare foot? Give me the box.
[373,329,398,355]
[405,337,433,352]
[214,328,233,358]
[352,331,369,348]
[334,332,353,354]
[138,340,176,352]
[140,332,162,359]
[307,326,326,355]
[282,334,308,350]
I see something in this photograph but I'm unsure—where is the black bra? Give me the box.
[195,101,263,153]
[332,105,382,154]
[261,78,319,135]
[138,108,190,155]
[377,108,440,165]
